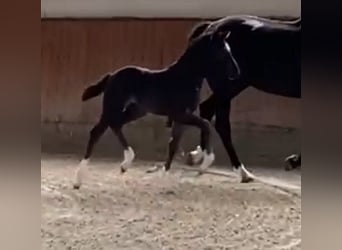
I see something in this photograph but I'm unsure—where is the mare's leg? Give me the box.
[214,100,240,167]
[164,123,184,171]
[73,116,108,189]
[285,153,301,171]
[200,94,217,121]
[214,99,254,182]
[173,113,215,172]
[109,104,146,173]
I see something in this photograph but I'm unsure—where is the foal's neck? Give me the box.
[167,48,204,81]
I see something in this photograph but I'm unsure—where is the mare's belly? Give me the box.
[250,59,301,98]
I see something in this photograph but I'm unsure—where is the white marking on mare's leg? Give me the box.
[73,159,89,189]
[236,163,254,183]
[189,145,204,165]
[199,150,215,172]
[120,147,135,173]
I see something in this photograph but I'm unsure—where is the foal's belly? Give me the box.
[139,89,200,116]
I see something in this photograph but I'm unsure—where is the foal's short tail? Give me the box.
[82,74,111,101]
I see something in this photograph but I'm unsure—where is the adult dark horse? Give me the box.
[178,15,301,182]
[72,31,240,189]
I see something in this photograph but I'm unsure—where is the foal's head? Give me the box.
[185,30,241,81]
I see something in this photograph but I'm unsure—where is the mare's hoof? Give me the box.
[284,161,292,171]
[241,175,254,183]
[158,166,171,178]
[239,165,255,183]
[120,167,127,174]
[284,155,300,171]
[73,184,81,190]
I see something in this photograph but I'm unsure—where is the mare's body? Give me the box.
[178,15,301,180]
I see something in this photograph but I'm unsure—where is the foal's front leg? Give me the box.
[172,113,215,172]
[186,95,216,165]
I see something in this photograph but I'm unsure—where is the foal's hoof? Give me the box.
[196,170,204,177]
[186,153,195,166]
[186,154,204,166]
[73,184,81,190]
[185,147,204,166]
[120,167,127,174]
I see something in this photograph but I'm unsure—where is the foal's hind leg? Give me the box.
[110,125,134,173]
[109,104,146,173]
[73,117,108,189]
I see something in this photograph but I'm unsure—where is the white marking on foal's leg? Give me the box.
[189,145,204,165]
[158,165,169,178]
[73,159,89,189]
[120,147,135,173]
[157,165,173,180]
[199,150,215,172]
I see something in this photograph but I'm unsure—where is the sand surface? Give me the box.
[41,155,301,250]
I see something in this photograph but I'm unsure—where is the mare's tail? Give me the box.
[82,74,111,101]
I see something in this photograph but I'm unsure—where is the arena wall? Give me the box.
[41,0,300,18]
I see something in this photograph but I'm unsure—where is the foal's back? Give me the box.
[103,64,202,116]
